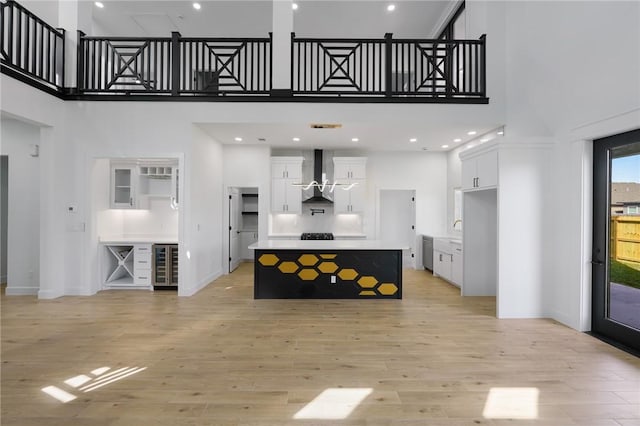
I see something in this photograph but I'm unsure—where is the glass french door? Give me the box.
[592,129,640,352]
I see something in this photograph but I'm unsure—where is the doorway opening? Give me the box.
[0,118,41,296]
[228,187,259,273]
[1,155,7,288]
[379,189,416,268]
[592,128,640,352]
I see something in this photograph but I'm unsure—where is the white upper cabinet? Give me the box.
[271,157,303,213]
[461,148,498,191]
[333,157,367,213]
[110,165,137,209]
[110,160,179,209]
[271,160,302,180]
[334,160,366,180]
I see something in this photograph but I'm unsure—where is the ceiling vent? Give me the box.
[310,123,342,129]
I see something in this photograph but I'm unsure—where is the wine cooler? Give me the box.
[152,244,179,289]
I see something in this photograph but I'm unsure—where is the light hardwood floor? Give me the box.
[2,264,639,426]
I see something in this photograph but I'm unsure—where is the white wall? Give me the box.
[1,155,7,283]
[0,118,41,295]
[181,125,223,296]
[504,1,640,139]
[19,1,59,27]
[500,1,640,328]
[497,143,553,318]
[366,151,448,239]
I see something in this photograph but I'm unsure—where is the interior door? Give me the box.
[379,190,416,267]
[229,189,241,273]
[592,128,640,352]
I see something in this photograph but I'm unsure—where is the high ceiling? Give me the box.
[196,122,504,152]
[91,1,456,38]
[87,0,494,152]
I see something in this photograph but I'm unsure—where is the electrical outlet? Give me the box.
[331,275,336,284]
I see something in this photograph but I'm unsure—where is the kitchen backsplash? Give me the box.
[270,205,364,235]
[97,197,179,238]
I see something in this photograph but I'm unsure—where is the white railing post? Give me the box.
[57,0,92,89]
[271,0,293,96]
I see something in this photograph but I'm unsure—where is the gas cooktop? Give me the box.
[300,233,334,240]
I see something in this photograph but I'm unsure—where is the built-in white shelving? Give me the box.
[104,245,135,285]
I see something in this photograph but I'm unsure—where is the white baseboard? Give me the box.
[5,286,39,296]
[552,309,583,331]
[179,269,222,297]
[65,287,98,296]
[37,289,63,299]
[496,309,547,319]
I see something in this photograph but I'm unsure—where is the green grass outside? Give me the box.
[610,259,640,289]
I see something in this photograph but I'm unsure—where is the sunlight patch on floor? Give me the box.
[293,388,373,420]
[41,366,147,403]
[483,387,539,419]
[41,386,77,403]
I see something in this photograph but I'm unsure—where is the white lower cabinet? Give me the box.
[240,231,258,260]
[451,245,463,287]
[133,244,152,285]
[102,242,156,289]
[433,238,462,288]
[433,249,453,282]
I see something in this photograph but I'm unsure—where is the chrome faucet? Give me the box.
[453,219,462,229]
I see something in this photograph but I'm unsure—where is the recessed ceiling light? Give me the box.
[351,138,359,142]
[453,138,462,143]
[292,137,300,142]
[193,2,201,10]
[387,4,396,12]
[234,137,242,142]
[292,3,298,10]
[441,144,449,149]
[497,131,504,135]
[480,138,489,143]
[409,138,417,143]
[467,131,477,136]
[94,1,104,8]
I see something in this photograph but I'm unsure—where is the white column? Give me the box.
[38,126,65,299]
[58,0,93,88]
[271,0,293,93]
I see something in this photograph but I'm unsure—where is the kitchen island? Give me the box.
[248,240,406,299]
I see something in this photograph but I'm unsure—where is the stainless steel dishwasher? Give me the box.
[422,235,433,271]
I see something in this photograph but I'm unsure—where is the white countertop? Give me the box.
[268,233,368,238]
[249,240,408,250]
[99,236,179,244]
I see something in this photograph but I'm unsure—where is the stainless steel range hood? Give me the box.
[302,149,334,204]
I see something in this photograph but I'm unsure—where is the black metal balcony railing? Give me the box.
[0,0,65,91]
[292,33,486,99]
[179,37,271,95]
[78,32,272,96]
[1,0,487,103]
[78,34,173,94]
